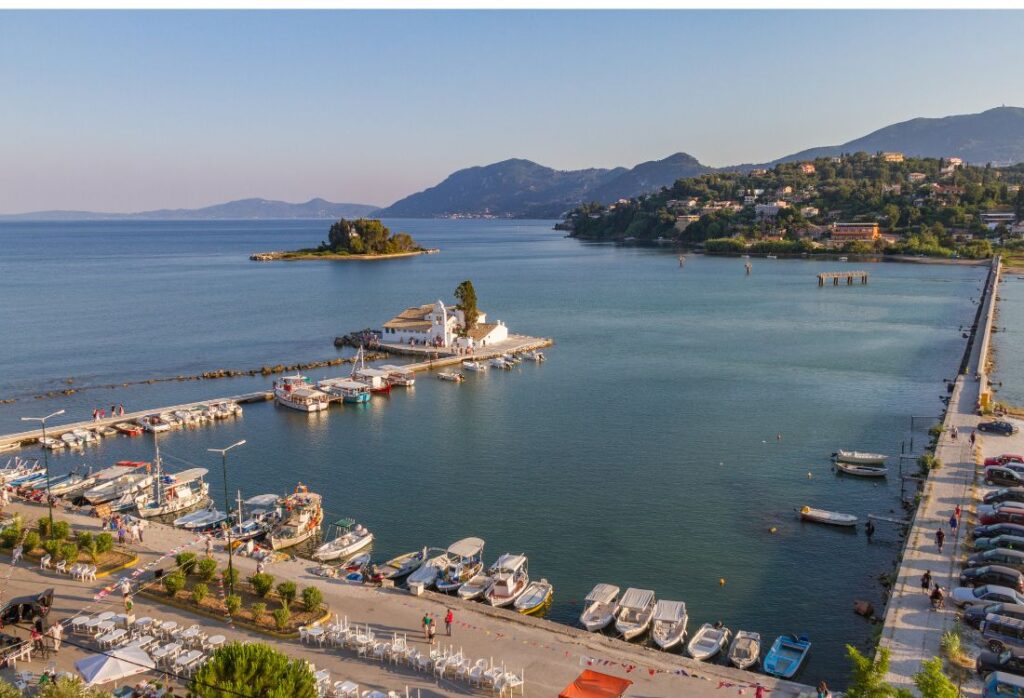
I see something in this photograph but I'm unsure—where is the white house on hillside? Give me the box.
[381,300,508,350]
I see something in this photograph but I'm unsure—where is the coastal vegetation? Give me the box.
[191,642,317,698]
[845,646,958,697]
[262,218,431,260]
[564,153,1024,259]
[454,280,479,332]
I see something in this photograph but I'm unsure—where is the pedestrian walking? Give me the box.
[205,536,214,559]
[951,426,958,441]
[428,621,436,645]
[422,613,430,640]
[48,622,62,652]
[921,570,932,594]
[120,577,132,598]
[936,527,945,553]
[117,526,126,545]
[445,609,453,636]
[971,431,977,447]
[11,544,23,566]
[110,405,116,417]
[955,504,962,522]
[949,513,958,533]
[755,686,765,698]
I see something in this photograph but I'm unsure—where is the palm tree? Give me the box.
[191,642,316,698]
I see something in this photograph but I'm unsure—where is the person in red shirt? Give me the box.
[445,609,454,636]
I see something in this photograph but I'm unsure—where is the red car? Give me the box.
[987,455,1024,467]
[980,505,1024,526]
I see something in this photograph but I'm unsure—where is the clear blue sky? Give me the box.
[2,10,1024,213]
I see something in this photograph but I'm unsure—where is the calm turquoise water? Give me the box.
[0,220,985,683]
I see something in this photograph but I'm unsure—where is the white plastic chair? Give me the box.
[334,681,358,698]
[98,628,127,648]
[469,659,488,687]
[39,554,51,570]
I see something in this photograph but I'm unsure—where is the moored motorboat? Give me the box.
[728,630,761,670]
[313,518,374,562]
[651,600,688,651]
[488,357,510,370]
[378,365,416,387]
[461,360,487,372]
[317,378,371,404]
[406,553,447,589]
[379,548,429,581]
[137,415,170,433]
[73,428,99,444]
[173,506,227,531]
[579,583,620,632]
[95,425,118,438]
[799,506,858,527]
[435,537,485,593]
[835,461,888,477]
[113,422,143,437]
[48,468,97,497]
[437,371,464,383]
[0,458,42,485]
[514,578,553,616]
[84,468,153,505]
[457,572,493,601]
[833,450,888,465]
[763,634,811,678]
[614,588,656,641]
[687,622,731,661]
[274,375,330,412]
[136,467,210,518]
[222,492,279,542]
[483,554,529,607]
[525,351,546,362]
[39,437,65,450]
[268,484,323,549]
[61,432,82,449]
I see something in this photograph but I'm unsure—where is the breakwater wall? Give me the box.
[977,256,1002,410]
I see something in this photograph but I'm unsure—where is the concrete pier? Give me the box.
[817,271,868,286]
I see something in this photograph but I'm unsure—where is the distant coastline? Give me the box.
[250,248,439,262]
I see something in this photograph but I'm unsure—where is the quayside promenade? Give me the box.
[878,257,1001,692]
[0,498,813,697]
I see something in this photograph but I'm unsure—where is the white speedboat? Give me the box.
[483,554,529,607]
[379,548,429,581]
[728,630,761,670]
[651,600,688,651]
[158,412,182,429]
[514,578,553,616]
[614,588,656,641]
[436,371,464,383]
[688,623,731,661]
[173,506,227,531]
[489,357,510,370]
[526,351,546,362]
[73,428,99,444]
[462,360,487,372]
[39,437,65,451]
[95,425,118,438]
[137,415,170,433]
[834,450,888,465]
[435,537,485,593]
[274,375,330,412]
[313,518,374,562]
[579,583,620,632]
[835,461,888,477]
[268,485,323,549]
[799,505,858,527]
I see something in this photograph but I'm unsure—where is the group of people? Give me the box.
[420,609,455,644]
[101,514,145,545]
[933,504,962,554]
[92,404,126,421]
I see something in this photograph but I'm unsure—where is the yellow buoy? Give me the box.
[769,526,778,534]
[719,578,726,586]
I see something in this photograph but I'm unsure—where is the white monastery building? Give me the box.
[381,300,508,350]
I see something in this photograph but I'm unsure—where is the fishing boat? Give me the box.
[173,506,228,531]
[113,423,143,437]
[61,432,83,449]
[579,584,620,632]
[835,461,888,478]
[502,353,521,365]
[378,365,416,387]
[514,578,553,616]
[687,622,731,662]
[83,466,153,505]
[833,450,888,465]
[48,468,98,497]
[73,428,99,444]
[763,634,811,678]
[378,547,429,581]
[137,415,170,433]
[316,378,370,404]
[462,360,487,372]
[406,552,447,589]
[457,572,493,601]
[0,458,42,485]
[350,348,391,395]
[173,410,197,427]
[39,437,65,451]
[313,518,374,562]
[268,484,323,549]
[614,588,656,641]
[488,357,510,370]
[799,506,859,527]
[274,375,330,412]
[435,537,485,593]
[10,469,47,489]
[483,554,529,607]
[136,467,210,518]
[222,493,278,541]
[728,630,762,670]
[525,351,546,362]
[651,600,689,651]
[437,371,464,383]
[95,425,118,438]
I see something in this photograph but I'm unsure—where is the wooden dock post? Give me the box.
[817,271,869,287]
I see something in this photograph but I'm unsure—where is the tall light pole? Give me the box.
[208,440,245,597]
[21,409,65,534]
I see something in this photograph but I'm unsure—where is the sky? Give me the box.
[2,10,1024,213]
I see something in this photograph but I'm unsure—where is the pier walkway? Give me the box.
[879,258,1000,692]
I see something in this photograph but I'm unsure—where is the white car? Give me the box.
[951,584,1024,608]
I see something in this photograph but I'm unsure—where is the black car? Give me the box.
[980,421,1021,436]
[987,468,1024,487]
[0,588,53,625]
[986,489,1024,506]
[967,603,1024,629]
[975,524,1024,541]
[962,566,1024,593]
[977,646,1024,676]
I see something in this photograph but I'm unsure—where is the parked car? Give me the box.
[967,603,1024,629]
[986,489,1024,506]
[980,421,1021,436]
[0,588,52,624]
[987,455,1024,467]
[962,566,1024,593]
[969,549,1024,570]
[976,525,1024,541]
[952,585,1024,608]
[983,614,1024,652]
[980,506,1024,527]
[985,670,1024,697]
[978,647,1024,677]
[987,468,1024,488]
[976,537,1024,554]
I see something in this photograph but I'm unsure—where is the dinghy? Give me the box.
[514,578,553,616]
[687,623,731,661]
[436,371,464,383]
[457,573,493,601]
[483,554,529,607]
[799,506,858,527]
[835,461,888,478]
[579,583,620,632]
[379,548,429,581]
[462,360,487,372]
[313,518,374,562]
[763,634,811,678]
[651,600,688,651]
[728,630,761,670]
[614,588,656,641]
[833,450,887,465]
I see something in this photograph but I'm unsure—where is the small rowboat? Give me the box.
[688,622,731,661]
[437,371,464,382]
[799,506,858,527]
[835,461,888,478]
[833,450,888,465]
[114,423,143,437]
[514,579,553,616]
[763,634,811,678]
[379,548,428,581]
[457,573,493,601]
[728,630,761,670]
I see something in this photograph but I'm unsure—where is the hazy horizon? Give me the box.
[3,10,1024,214]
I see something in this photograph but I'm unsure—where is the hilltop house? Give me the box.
[880,152,905,163]
[799,163,816,174]
[381,300,508,350]
[755,201,789,219]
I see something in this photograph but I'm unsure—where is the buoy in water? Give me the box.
[807,472,813,479]
[769,526,778,534]
[719,578,726,586]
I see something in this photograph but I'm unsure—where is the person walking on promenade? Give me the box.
[955,504,962,522]
[428,620,436,645]
[422,613,430,641]
[48,621,62,652]
[11,543,23,566]
[936,527,945,553]
[949,513,959,534]
[971,431,977,447]
[445,609,453,636]
[205,536,214,559]
[951,426,958,441]
[921,570,932,594]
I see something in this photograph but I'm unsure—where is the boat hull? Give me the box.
[835,450,887,465]
[836,462,888,477]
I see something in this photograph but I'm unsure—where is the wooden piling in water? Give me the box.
[818,271,868,286]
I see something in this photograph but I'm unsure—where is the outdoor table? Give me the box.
[157,620,177,638]
[314,669,330,683]
[134,617,154,630]
[71,616,90,633]
[306,627,325,644]
[180,627,204,647]
[96,611,115,622]
[206,635,225,650]
[84,618,104,632]
[96,620,116,634]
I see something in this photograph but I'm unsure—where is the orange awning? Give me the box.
[559,670,633,698]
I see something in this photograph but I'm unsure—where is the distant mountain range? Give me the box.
[6,106,1024,221]
[0,198,378,221]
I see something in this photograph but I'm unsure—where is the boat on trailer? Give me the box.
[835,461,888,477]
[614,588,656,641]
[688,622,731,662]
[483,554,529,607]
[580,583,620,632]
[833,450,888,465]
[313,518,374,562]
[651,600,688,650]
[763,634,811,678]
[728,630,762,670]
[799,506,858,527]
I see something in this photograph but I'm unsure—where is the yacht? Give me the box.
[274,374,330,412]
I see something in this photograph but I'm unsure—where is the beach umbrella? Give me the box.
[75,646,155,686]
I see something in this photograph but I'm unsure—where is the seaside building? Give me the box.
[980,211,1018,230]
[830,222,881,242]
[909,172,927,183]
[801,206,820,218]
[754,201,789,219]
[381,300,508,350]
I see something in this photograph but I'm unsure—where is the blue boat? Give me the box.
[10,470,47,488]
[763,634,811,679]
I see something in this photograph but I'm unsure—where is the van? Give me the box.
[984,670,1024,696]
[983,614,1024,652]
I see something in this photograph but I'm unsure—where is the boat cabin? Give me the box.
[585,583,620,606]
[446,537,485,566]
[653,599,687,625]
[352,368,391,390]
[618,588,656,621]
[317,378,371,401]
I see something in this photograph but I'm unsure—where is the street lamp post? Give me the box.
[208,440,246,597]
[20,409,65,534]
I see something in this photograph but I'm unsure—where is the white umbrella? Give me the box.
[75,646,155,686]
